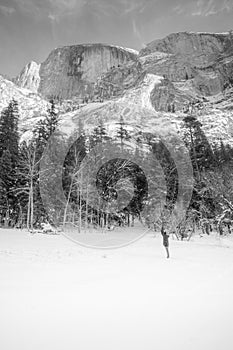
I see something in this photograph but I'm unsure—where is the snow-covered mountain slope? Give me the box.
[0,74,48,133]
[1,70,233,147]
[59,74,163,133]
[58,72,233,146]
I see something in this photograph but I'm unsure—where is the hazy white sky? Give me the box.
[0,0,233,76]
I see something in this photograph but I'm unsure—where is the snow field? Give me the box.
[0,229,233,350]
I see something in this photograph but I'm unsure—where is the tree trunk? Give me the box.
[30,182,34,230]
[85,175,89,232]
[27,195,31,231]
[79,169,83,233]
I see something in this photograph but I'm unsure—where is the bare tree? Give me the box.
[16,142,40,230]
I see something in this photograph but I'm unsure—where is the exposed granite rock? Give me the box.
[140,32,231,58]
[150,78,193,112]
[140,31,233,98]
[38,44,138,100]
[14,61,41,93]
[94,60,143,100]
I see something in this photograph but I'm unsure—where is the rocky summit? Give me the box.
[15,44,139,101]
[14,61,41,93]
[1,31,233,143]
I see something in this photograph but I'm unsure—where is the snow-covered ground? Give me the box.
[1,228,233,350]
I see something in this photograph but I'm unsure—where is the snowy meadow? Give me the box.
[1,228,233,350]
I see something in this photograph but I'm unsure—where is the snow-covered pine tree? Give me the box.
[182,114,214,179]
[0,99,19,166]
[0,150,15,226]
[89,119,109,148]
[116,115,130,149]
[0,100,20,226]
[33,99,59,160]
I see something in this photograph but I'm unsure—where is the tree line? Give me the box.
[0,99,58,229]
[1,98,233,235]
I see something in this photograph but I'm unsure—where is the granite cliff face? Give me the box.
[14,33,233,110]
[94,60,143,100]
[14,61,41,93]
[139,31,233,110]
[37,44,138,100]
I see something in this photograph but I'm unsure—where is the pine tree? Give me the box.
[0,150,15,226]
[46,100,59,136]
[171,103,176,113]
[116,115,130,149]
[181,115,219,221]
[0,99,19,166]
[151,140,178,206]
[89,120,109,148]
[33,99,59,160]
[182,114,214,179]
[0,100,20,226]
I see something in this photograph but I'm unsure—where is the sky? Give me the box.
[0,0,233,77]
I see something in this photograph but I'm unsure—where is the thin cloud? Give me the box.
[173,0,233,17]
[132,18,145,47]
[48,0,85,16]
[85,0,153,17]
[192,0,233,16]
[48,3,85,22]
[13,0,157,22]
[86,0,119,17]
[14,0,86,19]
[122,1,145,15]
[173,4,185,15]
[0,4,16,15]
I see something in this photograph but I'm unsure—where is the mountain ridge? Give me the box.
[0,31,233,144]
